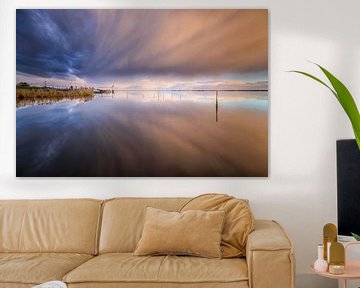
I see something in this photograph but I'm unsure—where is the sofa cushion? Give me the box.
[63,253,248,284]
[0,253,93,285]
[99,198,190,253]
[181,194,254,258]
[0,199,103,254]
[134,207,225,258]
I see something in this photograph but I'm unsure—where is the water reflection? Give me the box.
[16,95,94,108]
[16,91,268,177]
[216,91,219,122]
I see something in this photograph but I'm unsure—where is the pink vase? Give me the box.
[314,244,328,272]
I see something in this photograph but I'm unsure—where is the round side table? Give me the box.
[311,242,360,288]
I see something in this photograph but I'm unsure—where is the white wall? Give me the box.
[1,1,359,287]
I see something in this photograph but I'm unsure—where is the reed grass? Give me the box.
[16,86,94,102]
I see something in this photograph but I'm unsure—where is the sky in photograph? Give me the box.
[16,9,268,90]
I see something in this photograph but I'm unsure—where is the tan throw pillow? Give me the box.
[134,207,225,258]
[181,194,254,258]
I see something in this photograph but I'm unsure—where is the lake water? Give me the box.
[16,91,268,177]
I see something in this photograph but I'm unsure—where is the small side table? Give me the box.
[311,242,360,288]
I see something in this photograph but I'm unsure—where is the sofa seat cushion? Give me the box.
[0,253,93,285]
[64,253,248,284]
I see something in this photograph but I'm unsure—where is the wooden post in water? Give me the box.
[216,90,219,122]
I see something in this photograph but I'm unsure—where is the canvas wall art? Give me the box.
[16,9,268,177]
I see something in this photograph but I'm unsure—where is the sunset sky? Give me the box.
[16,9,268,90]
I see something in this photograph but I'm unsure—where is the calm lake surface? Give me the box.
[16,91,268,177]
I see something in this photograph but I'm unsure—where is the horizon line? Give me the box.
[97,89,268,92]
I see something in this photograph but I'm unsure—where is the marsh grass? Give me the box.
[16,86,94,106]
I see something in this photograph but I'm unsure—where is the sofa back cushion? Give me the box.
[181,194,254,258]
[0,199,102,254]
[99,198,189,253]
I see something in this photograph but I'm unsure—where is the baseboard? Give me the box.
[296,273,337,288]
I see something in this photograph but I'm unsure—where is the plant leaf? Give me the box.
[351,232,360,241]
[289,65,360,150]
[316,64,360,150]
[288,70,337,99]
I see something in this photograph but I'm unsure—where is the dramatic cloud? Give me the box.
[16,9,268,86]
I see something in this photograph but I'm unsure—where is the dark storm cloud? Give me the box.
[16,9,268,81]
[16,9,97,78]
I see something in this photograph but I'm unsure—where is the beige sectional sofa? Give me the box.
[0,198,295,288]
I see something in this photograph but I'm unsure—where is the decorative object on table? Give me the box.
[311,240,360,288]
[328,264,345,275]
[323,223,337,262]
[16,9,269,178]
[32,281,67,288]
[320,223,346,275]
[329,242,345,275]
[314,244,328,272]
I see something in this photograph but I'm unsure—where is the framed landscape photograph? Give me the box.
[16,9,268,177]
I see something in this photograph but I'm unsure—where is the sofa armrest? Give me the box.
[246,220,295,288]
